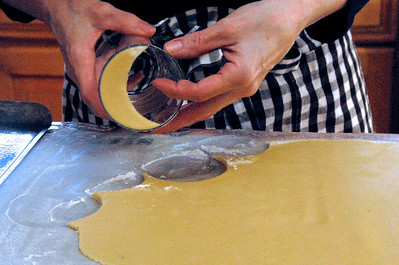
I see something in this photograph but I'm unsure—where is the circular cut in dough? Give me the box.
[99,45,161,131]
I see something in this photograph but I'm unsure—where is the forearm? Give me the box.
[304,0,369,42]
[298,0,347,28]
[252,0,351,43]
[270,0,347,32]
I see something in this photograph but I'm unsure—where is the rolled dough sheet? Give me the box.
[99,45,160,130]
[68,140,399,264]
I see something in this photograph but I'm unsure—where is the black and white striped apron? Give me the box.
[63,7,373,133]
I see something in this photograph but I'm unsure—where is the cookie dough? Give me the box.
[68,140,399,264]
[99,46,160,130]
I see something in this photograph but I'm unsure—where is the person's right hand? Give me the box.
[43,0,156,117]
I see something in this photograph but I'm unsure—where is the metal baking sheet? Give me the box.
[1,122,398,264]
[0,101,52,185]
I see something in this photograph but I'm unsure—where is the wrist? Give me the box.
[296,0,347,28]
[256,0,346,38]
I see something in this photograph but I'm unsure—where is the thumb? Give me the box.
[164,23,229,58]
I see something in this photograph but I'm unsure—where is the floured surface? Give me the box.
[68,140,399,264]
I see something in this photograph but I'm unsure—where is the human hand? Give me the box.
[153,0,346,132]
[44,0,155,118]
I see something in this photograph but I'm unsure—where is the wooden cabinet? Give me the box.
[352,0,399,133]
[356,47,395,133]
[352,0,398,43]
[0,11,64,121]
[0,2,398,131]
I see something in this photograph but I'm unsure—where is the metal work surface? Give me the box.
[1,122,398,264]
[0,101,52,186]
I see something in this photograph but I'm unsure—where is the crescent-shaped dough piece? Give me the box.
[99,46,160,130]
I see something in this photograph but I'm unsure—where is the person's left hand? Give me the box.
[152,0,345,132]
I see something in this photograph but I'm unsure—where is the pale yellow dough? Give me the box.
[68,140,399,264]
[99,46,160,130]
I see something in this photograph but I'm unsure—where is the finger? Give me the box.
[70,44,109,118]
[153,89,242,133]
[164,21,231,58]
[152,62,245,102]
[94,3,155,36]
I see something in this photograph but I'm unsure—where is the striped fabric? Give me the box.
[63,7,373,133]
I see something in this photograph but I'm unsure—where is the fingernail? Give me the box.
[165,40,183,53]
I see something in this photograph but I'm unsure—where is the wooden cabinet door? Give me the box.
[0,12,64,121]
[352,0,398,132]
[352,0,398,44]
[356,48,395,133]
